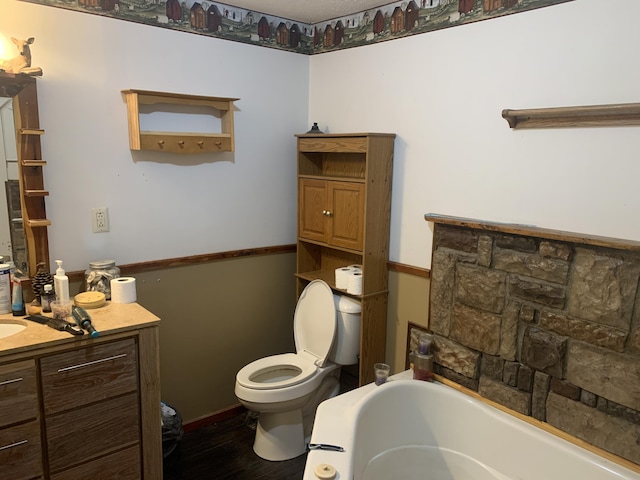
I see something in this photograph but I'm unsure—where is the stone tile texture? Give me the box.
[428,223,640,467]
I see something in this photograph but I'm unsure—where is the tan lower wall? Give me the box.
[70,254,431,424]
[386,270,430,374]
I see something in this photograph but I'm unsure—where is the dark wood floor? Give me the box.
[163,370,358,479]
[163,411,308,480]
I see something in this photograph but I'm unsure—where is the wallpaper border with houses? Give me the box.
[18,0,574,55]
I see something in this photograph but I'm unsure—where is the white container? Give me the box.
[0,263,10,314]
[54,260,70,302]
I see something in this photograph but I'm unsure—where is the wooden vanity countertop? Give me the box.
[0,302,160,357]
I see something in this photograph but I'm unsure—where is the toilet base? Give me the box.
[253,409,306,461]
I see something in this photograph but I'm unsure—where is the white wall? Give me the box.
[1,0,309,272]
[309,0,640,269]
[4,0,640,274]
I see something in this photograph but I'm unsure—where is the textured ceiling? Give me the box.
[222,0,391,24]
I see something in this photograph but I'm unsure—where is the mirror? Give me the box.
[0,72,49,282]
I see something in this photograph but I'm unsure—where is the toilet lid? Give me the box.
[294,280,337,367]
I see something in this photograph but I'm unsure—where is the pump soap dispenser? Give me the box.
[54,260,70,302]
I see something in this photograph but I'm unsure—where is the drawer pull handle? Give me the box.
[57,353,127,373]
[0,377,23,387]
[0,439,27,451]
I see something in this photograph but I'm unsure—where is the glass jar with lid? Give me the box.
[84,260,120,300]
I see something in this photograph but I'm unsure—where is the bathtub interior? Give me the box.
[304,371,640,480]
[361,446,511,480]
[352,379,639,480]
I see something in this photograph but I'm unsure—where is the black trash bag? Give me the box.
[161,401,183,458]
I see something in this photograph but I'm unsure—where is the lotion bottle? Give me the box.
[54,260,70,302]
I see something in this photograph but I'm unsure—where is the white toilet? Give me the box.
[234,279,361,461]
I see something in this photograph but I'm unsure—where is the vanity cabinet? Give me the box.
[0,303,161,480]
[295,133,395,385]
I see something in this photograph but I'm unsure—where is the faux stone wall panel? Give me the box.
[432,335,480,379]
[546,392,640,464]
[455,264,506,313]
[503,361,519,387]
[532,371,550,421]
[481,354,504,380]
[450,303,501,355]
[435,225,478,253]
[520,326,566,377]
[429,250,456,336]
[517,365,534,392]
[565,341,640,411]
[479,376,531,416]
[581,390,597,408]
[495,234,537,253]
[519,304,535,323]
[500,301,519,361]
[539,310,627,352]
[509,275,566,308]
[539,241,572,261]
[567,248,640,330]
[493,249,570,284]
[597,398,640,425]
[477,235,493,267]
[550,377,580,400]
[427,220,640,466]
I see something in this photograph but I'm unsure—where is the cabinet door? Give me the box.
[327,181,365,250]
[299,178,328,242]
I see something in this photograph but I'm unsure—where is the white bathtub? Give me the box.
[303,370,640,480]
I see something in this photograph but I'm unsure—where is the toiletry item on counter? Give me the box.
[110,277,137,304]
[11,276,25,316]
[84,259,120,300]
[72,305,99,338]
[41,284,55,313]
[54,260,70,302]
[74,291,106,309]
[25,313,84,336]
[51,299,73,320]
[0,263,10,314]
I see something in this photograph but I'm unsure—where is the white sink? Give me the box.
[0,322,26,340]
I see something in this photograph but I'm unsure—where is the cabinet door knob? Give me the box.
[325,210,332,217]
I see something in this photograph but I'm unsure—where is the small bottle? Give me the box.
[41,284,55,313]
[0,263,11,314]
[54,260,70,302]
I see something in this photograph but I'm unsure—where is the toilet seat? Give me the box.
[236,280,337,391]
[236,353,317,390]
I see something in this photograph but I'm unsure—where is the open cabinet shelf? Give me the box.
[122,89,239,153]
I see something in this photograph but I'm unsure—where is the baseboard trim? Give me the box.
[183,404,247,434]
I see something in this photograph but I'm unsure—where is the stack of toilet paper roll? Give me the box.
[335,265,363,295]
[110,277,137,304]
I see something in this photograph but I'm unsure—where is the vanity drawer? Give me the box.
[50,444,141,480]
[40,338,138,415]
[46,392,140,473]
[0,359,38,428]
[0,420,43,480]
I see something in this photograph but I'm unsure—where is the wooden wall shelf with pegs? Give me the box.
[122,89,239,153]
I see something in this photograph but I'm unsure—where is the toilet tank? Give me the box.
[330,294,362,365]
